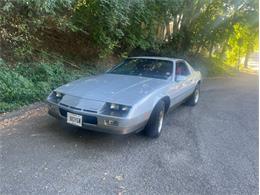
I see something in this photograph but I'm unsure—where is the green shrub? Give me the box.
[0,67,36,103]
[0,61,97,112]
[186,55,234,77]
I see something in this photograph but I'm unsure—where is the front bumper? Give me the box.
[47,102,147,135]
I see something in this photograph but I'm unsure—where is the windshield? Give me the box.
[108,58,173,79]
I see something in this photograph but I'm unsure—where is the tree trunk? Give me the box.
[220,43,227,59]
[195,45,202,55]
[165,21,171,41]
[237,47,241,71]
[208,41,214,58]
[156,24,162,41]
[176,14,183,31]
[172,17,176,34]
[244,52,249,68]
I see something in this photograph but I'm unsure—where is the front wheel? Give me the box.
[185,84,200,106]
[143,100,165,138]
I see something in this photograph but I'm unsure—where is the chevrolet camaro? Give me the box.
[47,57,201,138]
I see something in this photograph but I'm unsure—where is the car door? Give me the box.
[169,60,192,106]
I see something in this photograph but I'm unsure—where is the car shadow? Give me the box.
[38,104,190,154]
[17,103,201,164]
[43,115,151,151]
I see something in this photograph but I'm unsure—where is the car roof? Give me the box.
[128,56,182,62]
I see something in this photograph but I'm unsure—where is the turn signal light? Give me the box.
[104,120,119,126]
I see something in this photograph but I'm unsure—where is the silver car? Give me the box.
[47,57,201,138]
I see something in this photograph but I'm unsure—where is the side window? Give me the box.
[175,61,190,76]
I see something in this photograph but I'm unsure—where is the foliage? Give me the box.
[0,0,259,111]
[189,55,234,77]
[73,0,129,57]
[225,23,259,67]
[1,0,258,59]
[0,0,74,61]
[0,60,97,112]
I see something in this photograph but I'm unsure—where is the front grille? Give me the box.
[59,108,67,117]
[83,115,97,124]
[60,103,69,107]
[83,109,97,113]
[59,108,97,125]
[59,103,97,113]
[70,106,81,111]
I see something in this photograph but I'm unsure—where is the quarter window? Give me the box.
[175,61,190,76]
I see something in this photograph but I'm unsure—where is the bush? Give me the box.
[0,67,36,103]
[0,61,97,112]
[191,56,234,77]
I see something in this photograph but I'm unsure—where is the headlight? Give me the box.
[110,103,120,110]
[55,92,63,98]
[102,103,131,117]
[48,91,64,103]
[109,103,131,112]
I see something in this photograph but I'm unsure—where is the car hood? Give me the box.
[56,73,168,105]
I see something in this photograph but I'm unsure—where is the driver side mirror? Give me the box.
[175,75,186,82]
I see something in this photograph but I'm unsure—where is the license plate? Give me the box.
[67,112,82,127]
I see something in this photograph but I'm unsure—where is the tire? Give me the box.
[185,83,200,106]
[144,100,165,138]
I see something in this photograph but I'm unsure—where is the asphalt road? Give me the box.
[0,73,258,195]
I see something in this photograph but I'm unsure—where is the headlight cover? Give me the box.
[55,91,63,98]
[109,103,130,112]
[102,103,131,117]
[48,91,64,103]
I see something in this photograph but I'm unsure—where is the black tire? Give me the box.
[144,100,165,138]
[185,83,200,106]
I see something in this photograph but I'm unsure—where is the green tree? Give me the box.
[226,23,258,68]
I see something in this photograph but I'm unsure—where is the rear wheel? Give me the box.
[185,83,200,106]
[144,100,165,138]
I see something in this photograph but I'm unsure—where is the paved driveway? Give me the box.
[0,73,258,195]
